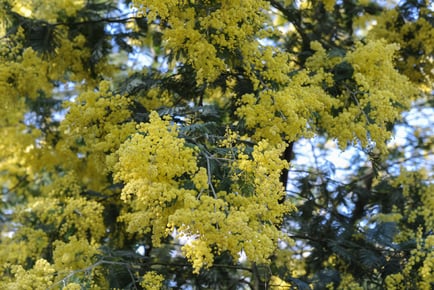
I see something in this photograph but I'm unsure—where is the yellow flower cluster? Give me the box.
[0,46,51,145]
[28,197,105,241]
[53,236,99,272]
[385,228,434,290]
[53,81,135,189]
[141,87,174,110]
[49,33,96,83]
[335,273,363,290]
[273,248,306,278]
[116,3,303,271]
[12,0,85,22]
[39,171,82,198]
[236,80,330,144]
[0,227,49,267]
[392,169,434,233]
[114,111,204,245]
[62,283,83,290]
[0,44,53,182]
[384,170,434,289]
[3,236,102,288]
[182,240,215,274]
[169,140,295,272]
[0,189,105,280]
[309,40,415,153]
[269,275,292,289]
[133,0,272,84]
[6,259,55,290]
[141,271,164,290]
[367,10,433,92]
[0,27,111,190]
[4,48,53,99]
[0,124,40,187]
[321,0,335,12]
[113,112,295,272]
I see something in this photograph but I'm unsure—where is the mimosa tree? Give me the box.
[0,0,432,288]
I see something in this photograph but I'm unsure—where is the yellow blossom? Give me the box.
[141,271,165,290]
[6,259,55,290]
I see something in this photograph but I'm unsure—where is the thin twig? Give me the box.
[205,153,218,198]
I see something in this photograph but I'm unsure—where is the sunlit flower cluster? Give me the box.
[113,112,295,272]
[308,40,415,153]
[168,139,295,272]
[236,78,331,144]
[133,0,271,84]
[113,111,203,246]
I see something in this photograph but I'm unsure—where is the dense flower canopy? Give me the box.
[0,0,432,289]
